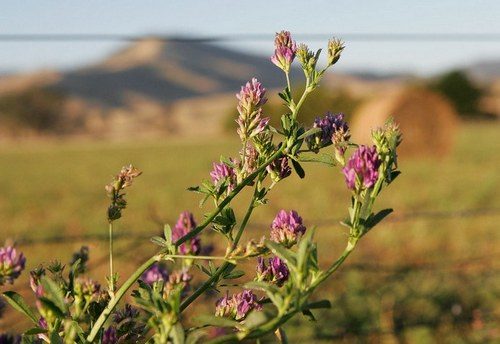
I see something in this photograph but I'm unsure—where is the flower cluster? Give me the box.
[0,246,26,285]
[307,112,350,155]
[236,78,269,142]
[256,256,289,286]
[271,30,297,72]
[342,145,381,191]
[105,164,142,221]
[172,211,201,255]
[215,289,262,321]
[270,210,306,248]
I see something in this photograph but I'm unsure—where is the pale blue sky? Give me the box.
[0,0,499,74]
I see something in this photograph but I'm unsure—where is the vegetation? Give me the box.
[0,87,66,133]
[430,70,484,118]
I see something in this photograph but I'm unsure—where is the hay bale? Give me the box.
[351,87,458,157]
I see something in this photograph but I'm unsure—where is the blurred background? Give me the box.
[0,1,499,342]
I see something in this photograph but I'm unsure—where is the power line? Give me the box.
[10,207,500,246]
[0,33,499,42]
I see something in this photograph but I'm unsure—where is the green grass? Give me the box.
[1,122,499,341]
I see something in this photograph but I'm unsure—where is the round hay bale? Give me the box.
[351,87,458,158]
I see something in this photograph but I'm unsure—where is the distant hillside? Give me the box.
[466,60,500,83]
[51,38,300,108]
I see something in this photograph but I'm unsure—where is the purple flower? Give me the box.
[256,256,289,286]
[102,327,117,344]
[215,289,262,321]
[172,211,201,255]
[210,162,237,194]
[266,156,291,182]
[236,78,267,115]
[141,263,168,285]
[0,246,26,285]
[307,112,350,153]
[271,31,297,72]
[270,210,306,247]
[342,145,381,191]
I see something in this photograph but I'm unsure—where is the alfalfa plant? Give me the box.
[1,30,401,343]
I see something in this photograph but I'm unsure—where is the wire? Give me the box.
[0,33,499,42]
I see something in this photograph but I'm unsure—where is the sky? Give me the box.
[0,0,499,75]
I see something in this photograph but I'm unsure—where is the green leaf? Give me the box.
[222,270,245,280]
[297,227,315,273]
[164,224,173,245]
[194,315,239,328]
[150,236,169,247]
[243,310,269,330]
[171,322,185,344]
[291,159,305,179]
[2,291,38,324]
[389,170,401,183]
[264,240,296,266]
[297,127,322,140]
[302,309,316,321]
[49,331,63,344]
[305,299,331,309]
[298,153,335,166]
[24,328,47,335]
[37,297,65,318]
[366,208,393,230]
[40,277,67,313]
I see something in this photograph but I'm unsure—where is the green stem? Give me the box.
[175,146,285,247]
[180,191,258,312]
[285,72,292,96]
[87,254,161,342]
[109,221,114,294]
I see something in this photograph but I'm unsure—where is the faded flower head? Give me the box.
[307,112,350,153]
[342,145,381,191]
[256,256,289,286]
[210,161,237,194]
[141,263,168,285]
[270,210,306,248]
[296,43,318,71]
[266,156,291,183]
[327,38,345,66]
[215,289,262,321]
[106,164,142,222]
[172,211,201,255]
[0,246,26,285]
[271,31,297,72]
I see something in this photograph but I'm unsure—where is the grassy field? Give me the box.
[0,122,499,342]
